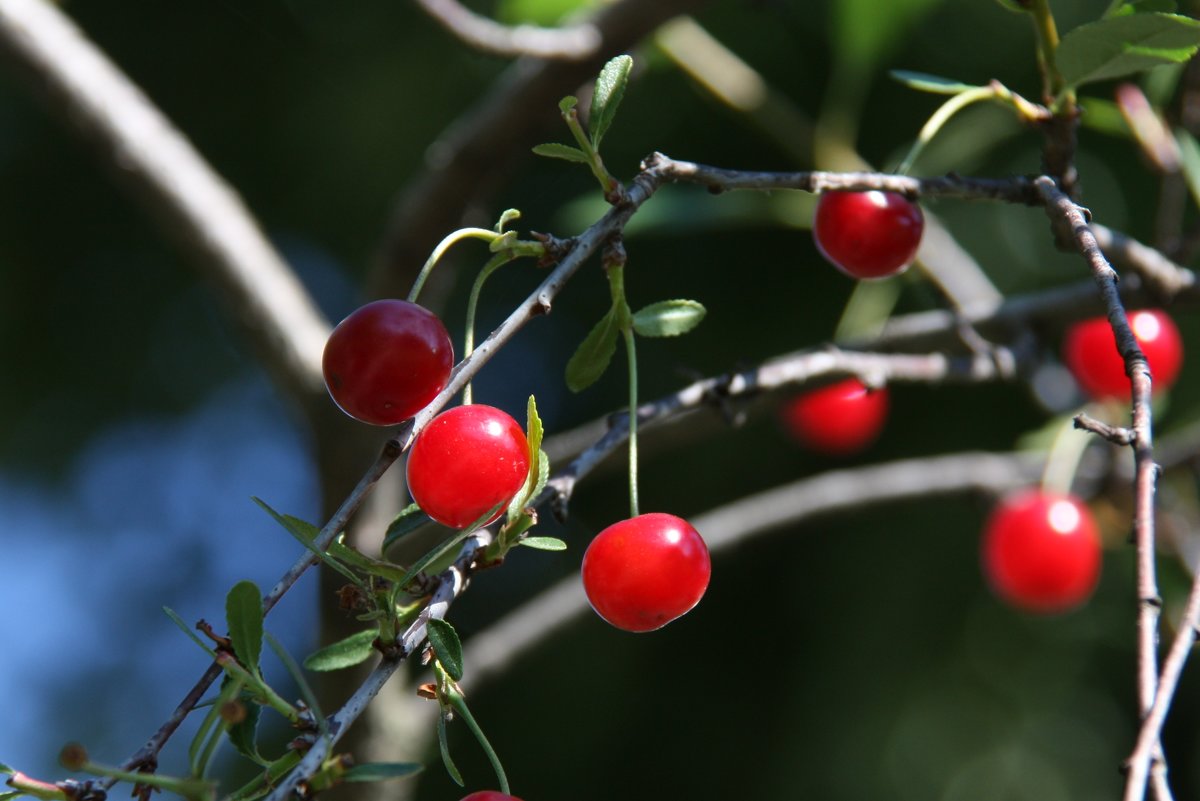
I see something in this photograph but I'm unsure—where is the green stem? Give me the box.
[563,106,620,200]
[895,85,1003,175]
[1028,0,1066,100]
[81,762,213,801]
[406,228,499,304]
[189,677,242,776]
[623,327,639,519]
[217,655,299,723]
[226,751,302,801]
[463,253,516,405]
[445,689,509,796]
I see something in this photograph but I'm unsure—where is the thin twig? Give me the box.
[1033,177,1164,801]
[1091,223,1196,301]
[1074,413,1136,446]
[413,0,602,60]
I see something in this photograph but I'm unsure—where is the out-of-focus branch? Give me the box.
[0,0,330,406]
[414,0,602,60]
[1091,223,1196,300]
[371,0,708,298]
[1034,177,1164,801]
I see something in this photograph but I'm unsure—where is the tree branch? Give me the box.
[413,0,602,60]
[0,0,330,407]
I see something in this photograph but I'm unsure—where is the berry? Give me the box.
[581,513,711,633]
[812,190,924,279]
[322,299,454,426]
[459,793,525,801]
[981,489,1101,614]
[780,379,889,456]
[1062,309,1183,401]
[406,404,530,529]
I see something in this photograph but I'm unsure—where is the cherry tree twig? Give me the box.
[413,0,602,60]
[0,0,330,406]
[1033,177,1165,801]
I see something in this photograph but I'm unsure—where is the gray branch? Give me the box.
[414,0,602,60]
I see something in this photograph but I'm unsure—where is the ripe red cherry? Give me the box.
[459,793,525,801]
[322,299,454,426]
[981,489,1101,614]
[1062,309,1183,401]
[780,379,889,456]
[581,513,711,633]
[406,404,530,529]
[812,190,924,279]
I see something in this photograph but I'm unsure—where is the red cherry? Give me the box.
[780,379,889,456]
[1062,309,1183,401]
[812,190,924,279]
[981,489,1101,614]
[406,404,530,529]
[322,299,454,426]
[459,793,525,801]
[581,513,711,633]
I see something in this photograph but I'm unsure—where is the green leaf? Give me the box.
[1175,128,1200,210]
[631,299,707,337]
[495,208,521,232]
[163,607,218,658]
[565,307,620,392]
[1078,97,1132,136]
[519,536,568,551]
[993,0,1026,12]
[329,537,410,583]
[1057,13,1200,89]
[225,581,264,676]
[253,497,362,586]
[0,791,22,801]
[507,397,546,523]
[1107,0,1177,17]
[425,618,464,681]
[265,632,327,736]
[889,70,982,95]
[0,764,14,775]
[396,502,503,589]
[532,143,590,163]
[590,54,633,147]
[343,763,423,783]
[437,714,464,787]
[382,503,435,553]
[303,629,378,672]
[558,95,578,113]
[227,701,266,766]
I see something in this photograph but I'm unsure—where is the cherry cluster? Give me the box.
[322,297,711,634]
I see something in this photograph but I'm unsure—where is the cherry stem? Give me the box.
[444,684,509,795]
[1041,407,1099,497]
[624,326,640,519]
[463,252,517,405]
[407,227,499,304]
[894,85,1006,176]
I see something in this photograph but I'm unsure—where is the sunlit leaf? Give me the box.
[1057,13,1200,89]
[889,70,982,95]
[425,618,464,681]
[225,581,263,676]
[253,497,361,586]
[303,629,378,672]
[532,143,589,163]
[590,54,633,147]
[519,536,568,551]
[343,763,423,782]
[631,300,706,337]
[1106,0,1177,17]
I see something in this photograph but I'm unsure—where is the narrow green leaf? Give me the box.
[590,54,633,147]
[532,143,590,163]
[253,497,362,586]
[0,791,22,801]
[396,502,503,589]
[1078,98,1132,136]
[227,701,267,766]
[558,95,578,113]
[425,619,464,681]
[519,536,568,551]
[889,70,982,95]
[565,307,620,392]
[530,449,550,505]
[383,503,435,552]
[343,763,423,783]
[0,764,14,775]
[303,629,379,672]
[265,632,327,737]
[631,299,707,338]
[329,538,410,583]
[1107,0,1177,17]
[495,208,521,232]
[1057,13,1200,89]
[163,607,218,658]
[225,581,264,676]
[437,714,464,787]
[507,397,546,522]
[1175,128,1200,210]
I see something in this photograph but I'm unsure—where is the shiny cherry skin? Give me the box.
[322,299,454,426]
[582,513,711,633]
[459,793,525,801]
[780,379,889,456]
[812,190,924,279]
[981,489,1101,614]
[406,404,530,529]
[1062,309,1183,401]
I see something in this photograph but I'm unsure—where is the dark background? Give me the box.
[3,1,1200,799]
